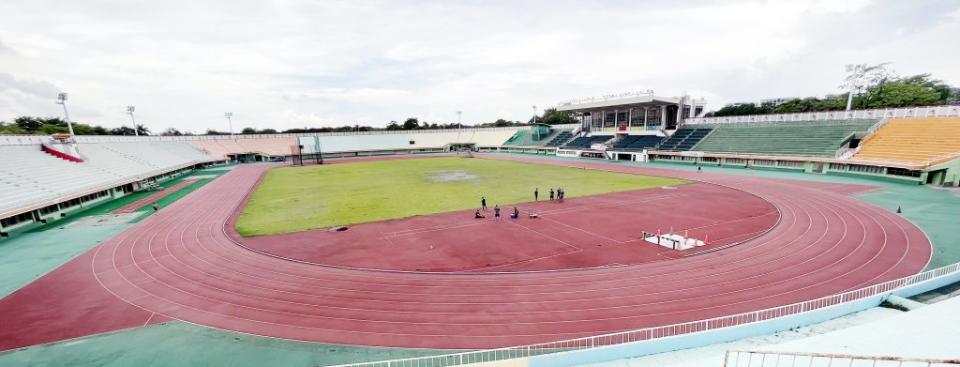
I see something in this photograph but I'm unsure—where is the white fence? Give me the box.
[330,262,960,367]
[723,350,960,367]
[686,105,960,125]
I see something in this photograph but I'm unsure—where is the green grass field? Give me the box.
[236,157,687,236]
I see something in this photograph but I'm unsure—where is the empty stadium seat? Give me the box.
[191,137,297,159]
[0,142,213,215]
[610,135,664,151]
[503,129,561,146]
[656,127,713,151]
[690,120,876,157]
[544,130,574,147]
[562,135,613,149]
[854,117,960,164]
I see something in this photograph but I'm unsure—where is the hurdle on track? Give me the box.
[642,230,706,250]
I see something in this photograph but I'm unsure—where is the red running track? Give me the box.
[0,154,931,350]
[112,180,196,214]
[232,181,779,272]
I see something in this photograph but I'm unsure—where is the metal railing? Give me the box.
[329,262,960,367]
[686,105,960,125]
[723,350,960,367]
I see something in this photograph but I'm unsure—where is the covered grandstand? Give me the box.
[556,91,706,133]
[0,138,214,234]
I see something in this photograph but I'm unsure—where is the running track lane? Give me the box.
[3,155,931,350]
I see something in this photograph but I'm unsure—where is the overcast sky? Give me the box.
[1,0,958,133]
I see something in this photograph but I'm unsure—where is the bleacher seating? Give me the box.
[656,127,713,151]
[611,135,663,151]
[690,120,876,157]
[0,142,212,215]
[190,137,296,159]
[297,129,521,154]
[503,129,560,147]
[562,135,613,149]
[854,117,960,164]
[544,130,574,147]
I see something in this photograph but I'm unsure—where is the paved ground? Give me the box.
[0,321,451,367]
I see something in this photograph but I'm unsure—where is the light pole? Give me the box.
[457,111,462,130]
[127,106,139,136]
[56,93,75,136]
[532,105,539,141]
[844,64,856,111]
[224,112,234,136]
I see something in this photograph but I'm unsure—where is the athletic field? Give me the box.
[236,157,688,236]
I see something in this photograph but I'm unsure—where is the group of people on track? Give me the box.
[534,187,565,201]
[474,187,567,220]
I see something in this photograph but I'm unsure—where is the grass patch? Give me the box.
[237,157,687,236]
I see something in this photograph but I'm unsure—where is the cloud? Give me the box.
[0,39,14,55]
[0,0,958,132]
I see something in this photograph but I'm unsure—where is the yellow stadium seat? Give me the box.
[853,117,960,165]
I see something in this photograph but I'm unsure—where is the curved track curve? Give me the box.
[90,155,931,349]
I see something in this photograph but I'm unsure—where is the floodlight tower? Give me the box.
[844,64,856,111]
[532,105,539,141]
[127,106,139,136]
[457,111,462,129]
[225,112,234,136]
[56,93,75,136]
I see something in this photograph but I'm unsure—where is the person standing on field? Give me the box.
[534,188,539,201]
[494,205,501,218]
[481,196,487,210]
[549,188,554,200]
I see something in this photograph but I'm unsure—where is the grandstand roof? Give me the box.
[556,95,705,112]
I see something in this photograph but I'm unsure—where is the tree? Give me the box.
[241,127,257,134]
[14,116,43,131]
[860,75,943,108]
[0,121,26,134]
[402,118,420,130]
[135,124,150,136]
[530,108,577,125]
[161,128,183,136]
[205,129,229,135]
[110,126,137,135]
[385,121,401,130]
[260,128,278,134]
[841,63,894,109]
[707,66,958,116]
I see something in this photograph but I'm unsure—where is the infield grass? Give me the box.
[237,157,687,236]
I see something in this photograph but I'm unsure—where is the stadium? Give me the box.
[2,2,960,367]
[2,96,960,366]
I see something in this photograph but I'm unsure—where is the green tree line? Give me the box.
[2,109,578,136]
[0,116,150,135]
[710,73,959,117]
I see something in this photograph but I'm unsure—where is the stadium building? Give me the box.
[1,101,960,367]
